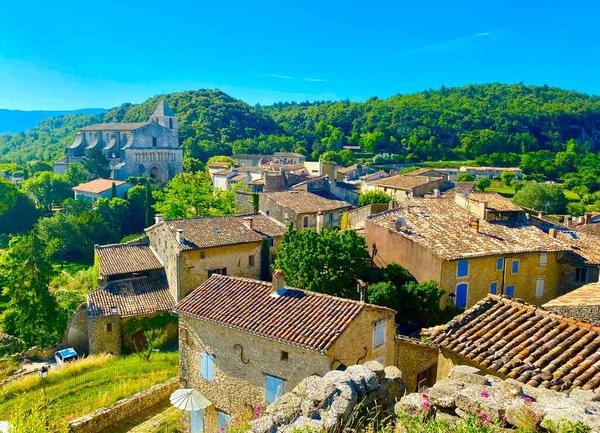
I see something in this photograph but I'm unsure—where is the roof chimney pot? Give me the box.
[244,217,254,230]
[176,229,185,244]
[271,270,286,297]
[155,214,164,225]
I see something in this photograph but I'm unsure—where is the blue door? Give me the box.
[506,285,515,297]
[190,409,204,433]
[455,283,468,308]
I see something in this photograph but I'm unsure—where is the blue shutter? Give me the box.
[512,260,519,274]
[456,283,468,308]
[217,412,230,432]
[266,375,283,404]
[200,353,207,379]
[201,353,214,382]
[490,282,497,295]
[457,260,468,277]
[496,258,504,270]
[190,409,204,432]
[374,321,385,347]
[506,285,515,297]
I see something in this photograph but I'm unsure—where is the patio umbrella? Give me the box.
[170,389,212,411]
[0,421,13,433]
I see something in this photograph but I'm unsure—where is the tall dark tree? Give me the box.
[0,179,38,235]
[83,148,110,179]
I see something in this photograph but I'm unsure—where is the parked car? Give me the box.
[54,348,79,366]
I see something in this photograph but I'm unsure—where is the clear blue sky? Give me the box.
[0,0,598,110]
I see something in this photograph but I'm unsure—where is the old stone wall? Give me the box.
[342,204,389,231]
[69,377,178,433]
[544,304,600,326]
[146,222,180,301]
[394,337,439,393]
[396,365,600,432]
[235,190,257,214]
[88,315,122,356]
[249,362,406,433]
[62,303,89,354]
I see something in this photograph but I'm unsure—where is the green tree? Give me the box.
[134,329,168,362]
[274,225,370,299]
[64,162,89,186]
[111,182,117,198]
[96,198,131,238]
[0,179,38,235]
[475,178,491,192]
[513,182,568,214]
[0,231,61,347]
[511,180,524,192]
[457,173,475,182]
[207,155,235,168]
[126,185,150,233]
[82,147,110,179]
[21,172,72,211]
[500,171,516,186]
[358,190,393,207]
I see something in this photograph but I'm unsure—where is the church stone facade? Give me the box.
[65,100,183,182]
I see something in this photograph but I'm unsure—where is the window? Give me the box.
[190,409,204,432]
[373,319,386,348]
[200,352,214,382]
[266,210,270,216]
[106,323,113,332]
[200,251,206,259]
[490,281,498,295]
[152,137,157,147]
[506,285,515,297]
[575,267,589,284]
[416,367,435,393]
[266,375,284,404]
[457,260,469,277]
[248,255,255,267]
[511,259,519,274]
[169,118,173,129]
[535,278,545,299]
[208,268,227,278]
[455,283,468,308]
[269,238,275,247]
[280,351,288,361]
[217,411,230,432]
[496,258,504,271]
[539,253,548,267]
[303,216,309,228]
[329,213,334,222]
[270,254,276,264]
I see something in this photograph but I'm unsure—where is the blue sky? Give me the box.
[0,0,598,110]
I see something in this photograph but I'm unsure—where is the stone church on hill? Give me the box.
[61,100,183,182]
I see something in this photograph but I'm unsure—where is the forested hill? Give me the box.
[1,84,600,165]
[0,108,106,134]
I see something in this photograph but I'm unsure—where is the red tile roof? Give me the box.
[423,295,600,392]
[95,243,163,277]
[88,274,174,318]
[73,179,126,194]
[174,274,394,353]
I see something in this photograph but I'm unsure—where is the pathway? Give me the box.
[103,400,179,433]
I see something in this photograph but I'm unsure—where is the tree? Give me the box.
[207,155,235,168]
[0,179,38,235]
[274,225,370,299]
[126,185,150,233]
[153,172,235,219]
[82,147,110,179]
[513,182,568,214]
[0,231,61,347]
[96,198,131,239]
[500,171,516,186]
[475,178,491,192]
[510,180,524,192]
[64,162,89,186]
[111,182,117,198]
[21,172,72,210]
[134,328,167,362]
[358,190,393,207]
[457,173,475,182]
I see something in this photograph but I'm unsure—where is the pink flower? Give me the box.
[475,408,481,414]
[524,397,532,404]
[421,393,429,400]
[480,412,489,422]
[220,429,224,432]
[254,406,261,419]
[480,390,489,398]
[412,409,418,415]
[421,400,431,409]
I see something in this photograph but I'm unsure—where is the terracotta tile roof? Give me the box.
[73,179,126,194]
[544,283,600,308]
[359,170,388,181]
[236,213,286,238]
[174,274,394,353]
[576,224,600,237]
[337,164,361,175]
[461,166,521,172]
[404,168,445,176]
[95,243,163,277]
[556,230,600,265]
[274,152,305,158]
[152,216,267,251]
[465,192,523,212]
[232,154,267,160]
[207,162,230,169]
[260,190,352,215]
[367,174,443,190]
[79,122,151,132]
[423,295,600,392]
[88,274,174,318]
[230,174,247,183]
[368,196,570,260]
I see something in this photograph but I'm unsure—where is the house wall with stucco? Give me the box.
[88,315,122,355]
[394,338,440,393]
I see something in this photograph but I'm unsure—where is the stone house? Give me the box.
[335,163,372,182]
[174,272,396,433]
[362,174,448,203]
[272,152,306,165]
[61,100,183,182]
[145,214,286,301]
[88,243,176,355]
[258,190,353,230]
[459,166,522,180]
[232,154,269,167]
[423,294,600,393]
[543,282,600,325]
[212,166,263,191]
[72,179,132,201]
[365,193,571,308]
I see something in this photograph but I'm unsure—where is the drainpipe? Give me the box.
[500,256,508,295]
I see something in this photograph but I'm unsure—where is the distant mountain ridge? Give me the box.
[0,108,107,134]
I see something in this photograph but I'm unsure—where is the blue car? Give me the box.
[54,348,79,366]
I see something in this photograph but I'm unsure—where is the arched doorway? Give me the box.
[149,165,161,180]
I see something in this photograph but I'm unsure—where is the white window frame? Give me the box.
[535,277,545,299]
[539,253,548,267]
[373,319,386,348]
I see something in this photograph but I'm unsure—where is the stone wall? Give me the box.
[544,304,600,326]
[235,190,257,214]
[248,362,406,433]
[88,315,122,356]
[394,336,439,393]
[146,222,181,301]
[62,303,89,354]
[396,365,600,432]
[342,204,389,231]
[69,377,179,433]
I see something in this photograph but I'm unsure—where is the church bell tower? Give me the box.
[150,99,178,134]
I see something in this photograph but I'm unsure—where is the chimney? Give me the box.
[564,215,572,227]
[388,198,397,210]
[357,279,367,302]
[271,270,286,297]
[585,213,592,225]
[469,218,480,233]
[155,214,164,225]
[244,217,254,230]
[538,211,545,218]
[316,211,324,233]
[176,229,185,243]
[549,228,557,238]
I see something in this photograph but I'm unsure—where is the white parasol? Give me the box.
[0,421,13,433]
[170,389,212,411]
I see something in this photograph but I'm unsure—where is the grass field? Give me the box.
[485,181,516,197]
[51,260,90,276]
[0,353,178,423]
